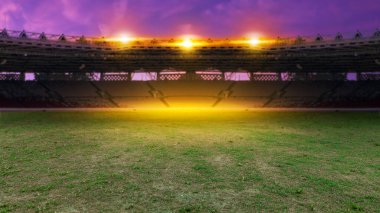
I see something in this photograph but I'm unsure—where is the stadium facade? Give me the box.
[0,29,380,108]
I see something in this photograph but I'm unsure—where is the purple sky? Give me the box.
[1,0,380,38]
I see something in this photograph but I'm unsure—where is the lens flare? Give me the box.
[181,38,194,48]
[118,35,134,43]
[249,37,261,46]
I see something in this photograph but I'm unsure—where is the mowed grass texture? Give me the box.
[0,111,379,212]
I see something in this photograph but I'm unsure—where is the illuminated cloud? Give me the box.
[0,0,23,28]
[0,0,379,37]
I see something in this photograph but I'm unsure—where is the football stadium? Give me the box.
[1,29,380,109]
[1,1,380,212]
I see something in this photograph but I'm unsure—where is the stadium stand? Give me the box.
[1,80,379,108]
[0,29,380,108]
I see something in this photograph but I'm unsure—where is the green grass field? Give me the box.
[0,111,379,212]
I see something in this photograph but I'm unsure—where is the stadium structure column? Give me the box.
[357,72,364,81]
[157,71,163,81]
[128,71,132,81]
[249,71,254,81]
[277,72,282,81]
[306,72,311,81]
[20,72,25,81]
[185,71,196,80]
[99,72,105,81]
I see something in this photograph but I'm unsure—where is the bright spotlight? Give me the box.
[181,38,194,49]
[249,37,261,46]
[119,35,134,43]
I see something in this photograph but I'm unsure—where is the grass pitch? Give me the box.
[0,111,379,212]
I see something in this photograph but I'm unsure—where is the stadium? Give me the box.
[1,1,380,212]
[1,29,380,109]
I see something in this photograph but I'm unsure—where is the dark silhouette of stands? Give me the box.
[1,80,379,108]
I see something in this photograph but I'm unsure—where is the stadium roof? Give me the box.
[1,29,380,73]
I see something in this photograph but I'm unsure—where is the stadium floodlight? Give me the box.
[104,33,136,44]
[119,35,134,43]
[244,32,263,47]
[249,37,261,46]
[180,38,194,49]
[102,33,136,44]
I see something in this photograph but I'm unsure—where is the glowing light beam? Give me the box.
[249,37,261,46]
[181,38,194,49]
[118,35,135,43]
